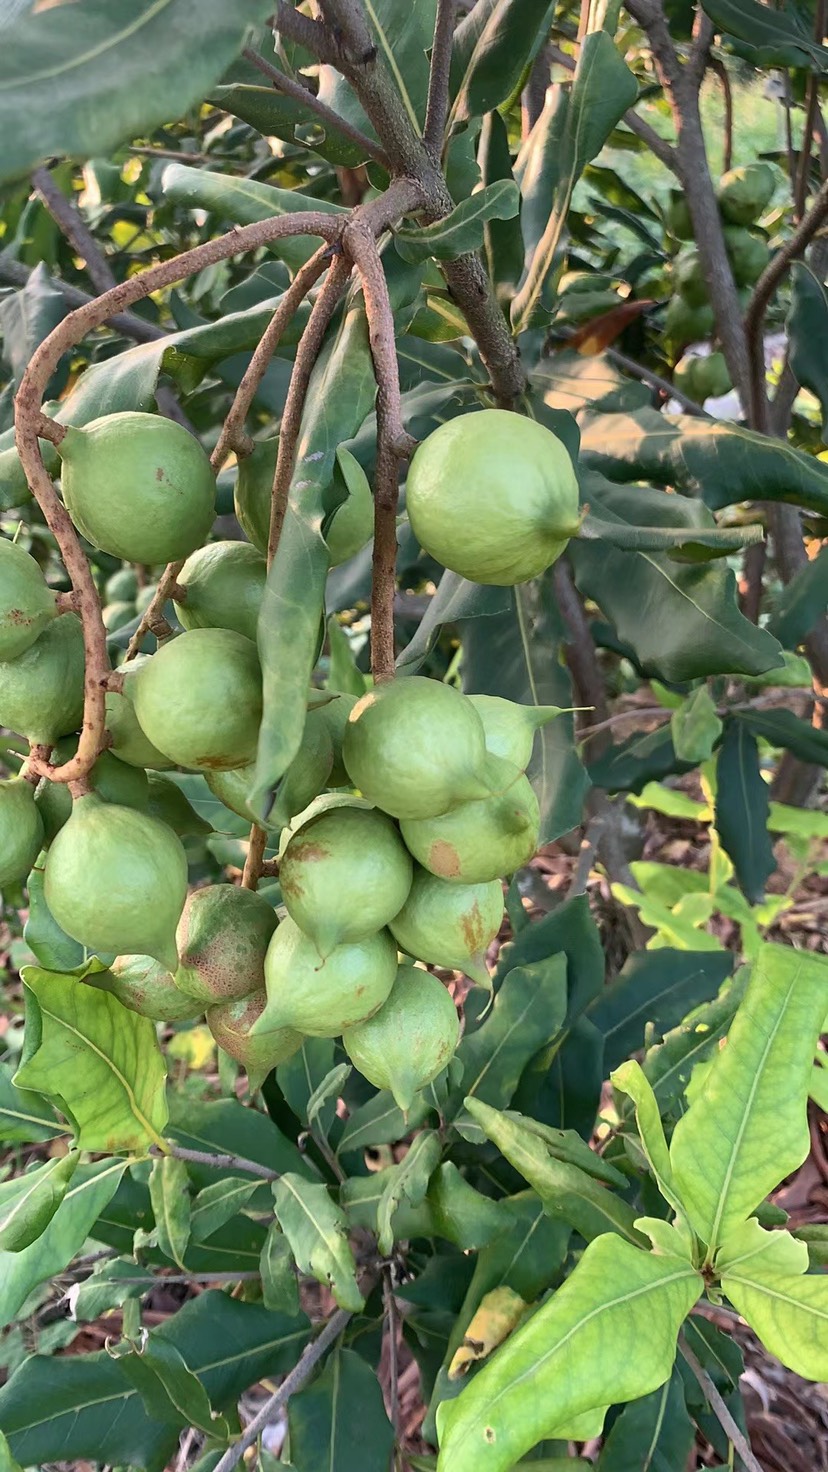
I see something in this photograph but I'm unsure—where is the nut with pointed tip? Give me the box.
[342,676,514,821]
[468,695,572,771]
[174,540,266,645]
[406,410,580,586]
[0,777,44,886]
[97,954,201,1023]
[257,916,398,1037]
[0,614,84,745]
[342,964,459,1113]
[0,539,58,662]
[175,884,277,1004]
[208,990,302,1089]
[57,411,215,565]
[389,869,503,989]
[401,773,539,884]
[43,793,188,972]
[280,801,412,957]
[131,628,262,773]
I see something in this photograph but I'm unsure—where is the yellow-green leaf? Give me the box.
[436,1235,701,1471]
[722,1267,828,1381]
[273,1174,363,1313]
[15,967,168,1153]
[669,943,828,1256]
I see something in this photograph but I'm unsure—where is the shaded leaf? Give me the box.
[671,687,723,763]
[0,0,276,187]
[397,569,511,673]
[590,949,734,1073]
[260,1224,300,1315]
[435,1235,701,1471]
[451,958,568,1137]
[767,544,828,648]
[512,34,638,331]
[450,0,556,121]
[23,868,85,973]
[714,720,774,904]
[735,706,828,766]
[702,0,828,68]
[670,943,828,1253]
[15,967,168,1153]
[788,263,828,436]
[587,725,695,795]
[0,1063,62,1145]
[190,1176,258,1244]
[168,1095,309,1183]
[579,512,763,560]
[274,1174,363,1312]
[462,579,590,843]
[579,405,828,519]
[0,1151,78,1252]
[288,1346,395,1472]
[466,1097,645,1245]
[212,82,366,167]
[118,1335,231,1441]
[596,1367,695,1472]
[396,181,519,264]
[0,1159,125,1330]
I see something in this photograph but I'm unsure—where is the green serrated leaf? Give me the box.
[436,1235,701,1471]
[274,1174,363,1312]
[670,943,828,1255]
[396,181,519,264]
[149,1156,191,1269]
[0,1151,78,1252]
[15,968,168,1153]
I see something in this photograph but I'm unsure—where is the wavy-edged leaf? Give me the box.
[436,1234,701,1471]
[570,478,782,683]
[376,1130,442,1254]
[396,181,519,264]
[15,967,168,1153]
[722,1267,828,1380]
[462,578,590,843]
[0,1151,78,1252]
[274,1174,363,1312]
[0,1062,62,1144]
[579,405,828,518]
[288,1346,395,1472]
[465,1097,645,1245]
[670,942,828,1254]
[0,0,275,187]
[714,719,774,904]
[512,33,638,332]
[119,1335,231,1442]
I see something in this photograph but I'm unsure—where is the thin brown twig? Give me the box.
[679,1332,764,1472]
[160,1143,280,1181]
[423,0,456,157]
[32,167,117,295]
[744,175,828,431]
[16,209,340,786]
[242,47,390,170]
[266,253,352,566]
[212,243,333,472]
[214,1308,352,1472]
[241,823,268,892]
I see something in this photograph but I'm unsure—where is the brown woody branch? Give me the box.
[32,167,117,295]
[16,210,341,786]
[423,0,457,157]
